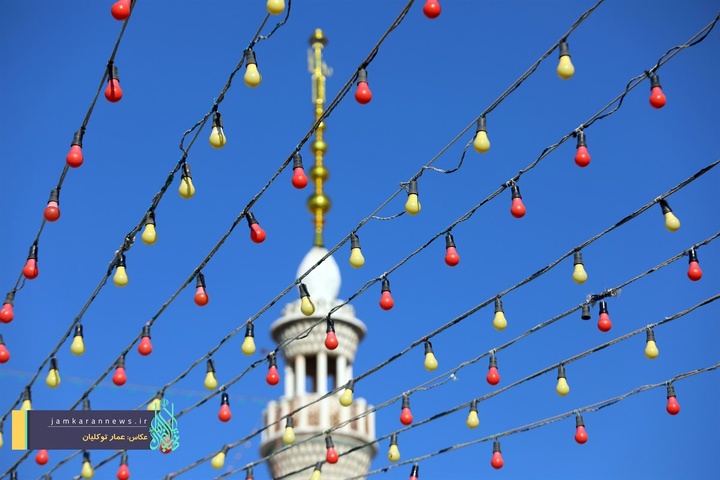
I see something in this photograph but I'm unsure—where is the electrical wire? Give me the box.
[5,0,137,299]
[0,5,297,480]
[5,4,716,479]
[28,149,719,479]
[347,362,720,480]
[273,293,720,480]
[7,2,614,447]
[153,226,720,477]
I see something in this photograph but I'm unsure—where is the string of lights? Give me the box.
[135,224,719,477]
[27,166,716,478]
[0,1,435,478]
[0,3,297,478]
[3,4,714,479]
[0,0,292,415]
[346,362,720,480]
[272,293,720,480]
[3,2,612,446]
[3,0,136,300]
[26,148,718,480]
[203,232,719,479]
[59,7,716,439]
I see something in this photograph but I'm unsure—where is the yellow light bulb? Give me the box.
[204,372,218,390]
[557,55,575,79]
[113,266,129,287]
[21,399,32,411]
[81,461,94,479]
[556,377,570,396]
[141,223,157,245]
[0,429,4,448]
[244,64,262,88]
[572,264,588,284]
[405,194,421,215]
[664,212,680,232]
[211,451,226,469]
[209,127,227,149]
[339,388,354,407]
[178,176,196,199]
[349,248,365,268]
[147,397,162,411]
[71,335,85,355]
[300,296,315,316]
[387,444,400,462]
[493,311,507,331]
[267,0,285,15]
[424,352,438,372]
[282,426,295,445]
[645,340,659,359]
[473,130,490,153]
[46,369,60,388]
[466,410,480,429]
[241,336,256,356]
[310,469,322,480]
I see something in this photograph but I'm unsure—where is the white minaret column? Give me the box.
[284,364,294,398]
[295,355,306,395]
[336,355,347,386]
[317,351,329,429]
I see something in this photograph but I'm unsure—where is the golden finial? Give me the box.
[306,29,332,247]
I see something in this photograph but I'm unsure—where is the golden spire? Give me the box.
[307,29,332,247]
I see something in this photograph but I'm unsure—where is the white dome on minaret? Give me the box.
[296,246,341,304]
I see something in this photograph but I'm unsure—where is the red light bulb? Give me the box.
[379,278,394,311]
[292,168,308,189]
[218,392,232,422]
[138,325,152,356]
[490,440,504,469]
[111,0,131,21]
[509,184,526,218]
[66,129,84,168]
[687,249,702,281]
[35,449,49,466]
[194,272,209,306]
[325,320,339,350]
[574,130,591,167]
[423,0,441,18]
[574,414,588,444]
[597,300,612,332]
[247,212,266,243]
[0,334,9,363]
[117,452,130,480]
[23,244,39,280]
[245,466,254,480]
[409,463,419,480]
[648,72,667,109]
[44,188,61,222]
[113,355,127,386]
[105,65,123,103]
[117,464,130,480]
[291,153,308,189]
[1,291,15,323]
[486,353,500,386]
[400,395,413,425]
[444,233,460,266]
[325,436,339,464]
[666,385,680,415]
[355,68,372,104]
[266,354,280,385]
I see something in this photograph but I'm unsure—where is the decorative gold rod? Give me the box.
[307,29,332,247]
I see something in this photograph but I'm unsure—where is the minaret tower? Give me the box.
[259,30,377,480]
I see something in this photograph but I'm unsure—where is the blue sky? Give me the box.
[1,1,719,479]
